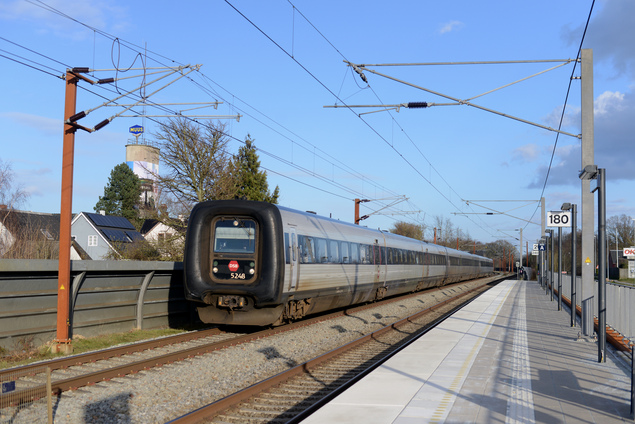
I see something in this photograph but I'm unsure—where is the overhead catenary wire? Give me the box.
[5,0,592,241]
[223,0,502,237]
[1,5,403,222]
[524,0,596,230]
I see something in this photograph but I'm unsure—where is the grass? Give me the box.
[614,278,635,287]
[0,327,194,370]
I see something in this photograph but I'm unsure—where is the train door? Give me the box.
[289,227,299,289]
[422,247,429,279]
[442,247,450,285]
[373,239,381,284]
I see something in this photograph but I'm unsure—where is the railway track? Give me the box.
[168,277,504,423]
[0,275,503,415]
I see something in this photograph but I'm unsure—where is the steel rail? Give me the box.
[167,277,504,423]
[0,275,503,408]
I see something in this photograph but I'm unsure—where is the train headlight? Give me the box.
[249,268,255,275]
[212,267,218,273]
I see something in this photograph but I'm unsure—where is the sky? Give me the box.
[1,0,634,252]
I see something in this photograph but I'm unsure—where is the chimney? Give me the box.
[99,210,106,216]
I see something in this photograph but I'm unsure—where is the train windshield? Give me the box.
[213,218,257,253]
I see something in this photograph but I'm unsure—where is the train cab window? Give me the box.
[213,218,256,253]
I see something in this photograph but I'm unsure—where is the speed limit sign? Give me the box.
[547,211,572,227]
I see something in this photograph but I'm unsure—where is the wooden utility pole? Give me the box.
[354,198,370,224]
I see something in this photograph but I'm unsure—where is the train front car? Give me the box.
[184,200,286,326]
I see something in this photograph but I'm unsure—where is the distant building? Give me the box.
[140,218,186,259]
[71,212,144,260]
[126,139,160,209]
[0,209,60,259]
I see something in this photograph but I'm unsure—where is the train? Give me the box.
[183,200,494,326]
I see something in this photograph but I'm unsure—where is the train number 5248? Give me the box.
[231,273,246,280]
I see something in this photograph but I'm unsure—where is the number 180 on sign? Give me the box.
[547,211,572,227]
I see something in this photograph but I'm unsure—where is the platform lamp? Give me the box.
[579,164,606,363]
[561,202,577,327]
[545,229,554,301]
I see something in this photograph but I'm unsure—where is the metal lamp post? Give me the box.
[562,203,577,327]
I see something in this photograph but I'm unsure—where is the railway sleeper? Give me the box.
[252,395,321,405]
[258,391,322,400]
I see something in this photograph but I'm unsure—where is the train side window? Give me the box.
[299,235,316,264]
[341,242,350,264]
[329,240,339,263]
[316,238,328,263]
[360,245,369,264]
[350,243,359,264]
[284,233,290,264]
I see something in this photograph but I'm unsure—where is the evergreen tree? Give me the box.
[231,136,279,203]
[94,163,142,223]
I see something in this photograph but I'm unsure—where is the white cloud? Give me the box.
[512,143,540,162]
[594,90,625,116]
[438,20,464,35]
[543,104,580,131]
[0,0,129,41]
[0,112,60,136]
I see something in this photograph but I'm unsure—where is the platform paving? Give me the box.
[302,279,633,423]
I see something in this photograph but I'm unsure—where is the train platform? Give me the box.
[302,279,633,423]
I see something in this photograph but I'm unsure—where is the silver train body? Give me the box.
[184,200,494,326]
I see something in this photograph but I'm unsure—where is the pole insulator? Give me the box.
[94,119,110,131]
[68,111,86,123]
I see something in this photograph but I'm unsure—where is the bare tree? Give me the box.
[607,214,635,250]
[0,159,28,209]
[152,118,235,211]
[0,159,30,257]
[606,214,635,268]
[432,215,457,246]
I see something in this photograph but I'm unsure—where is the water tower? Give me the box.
[125,125,159,209]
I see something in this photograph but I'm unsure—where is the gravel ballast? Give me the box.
[6,280,488,423]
